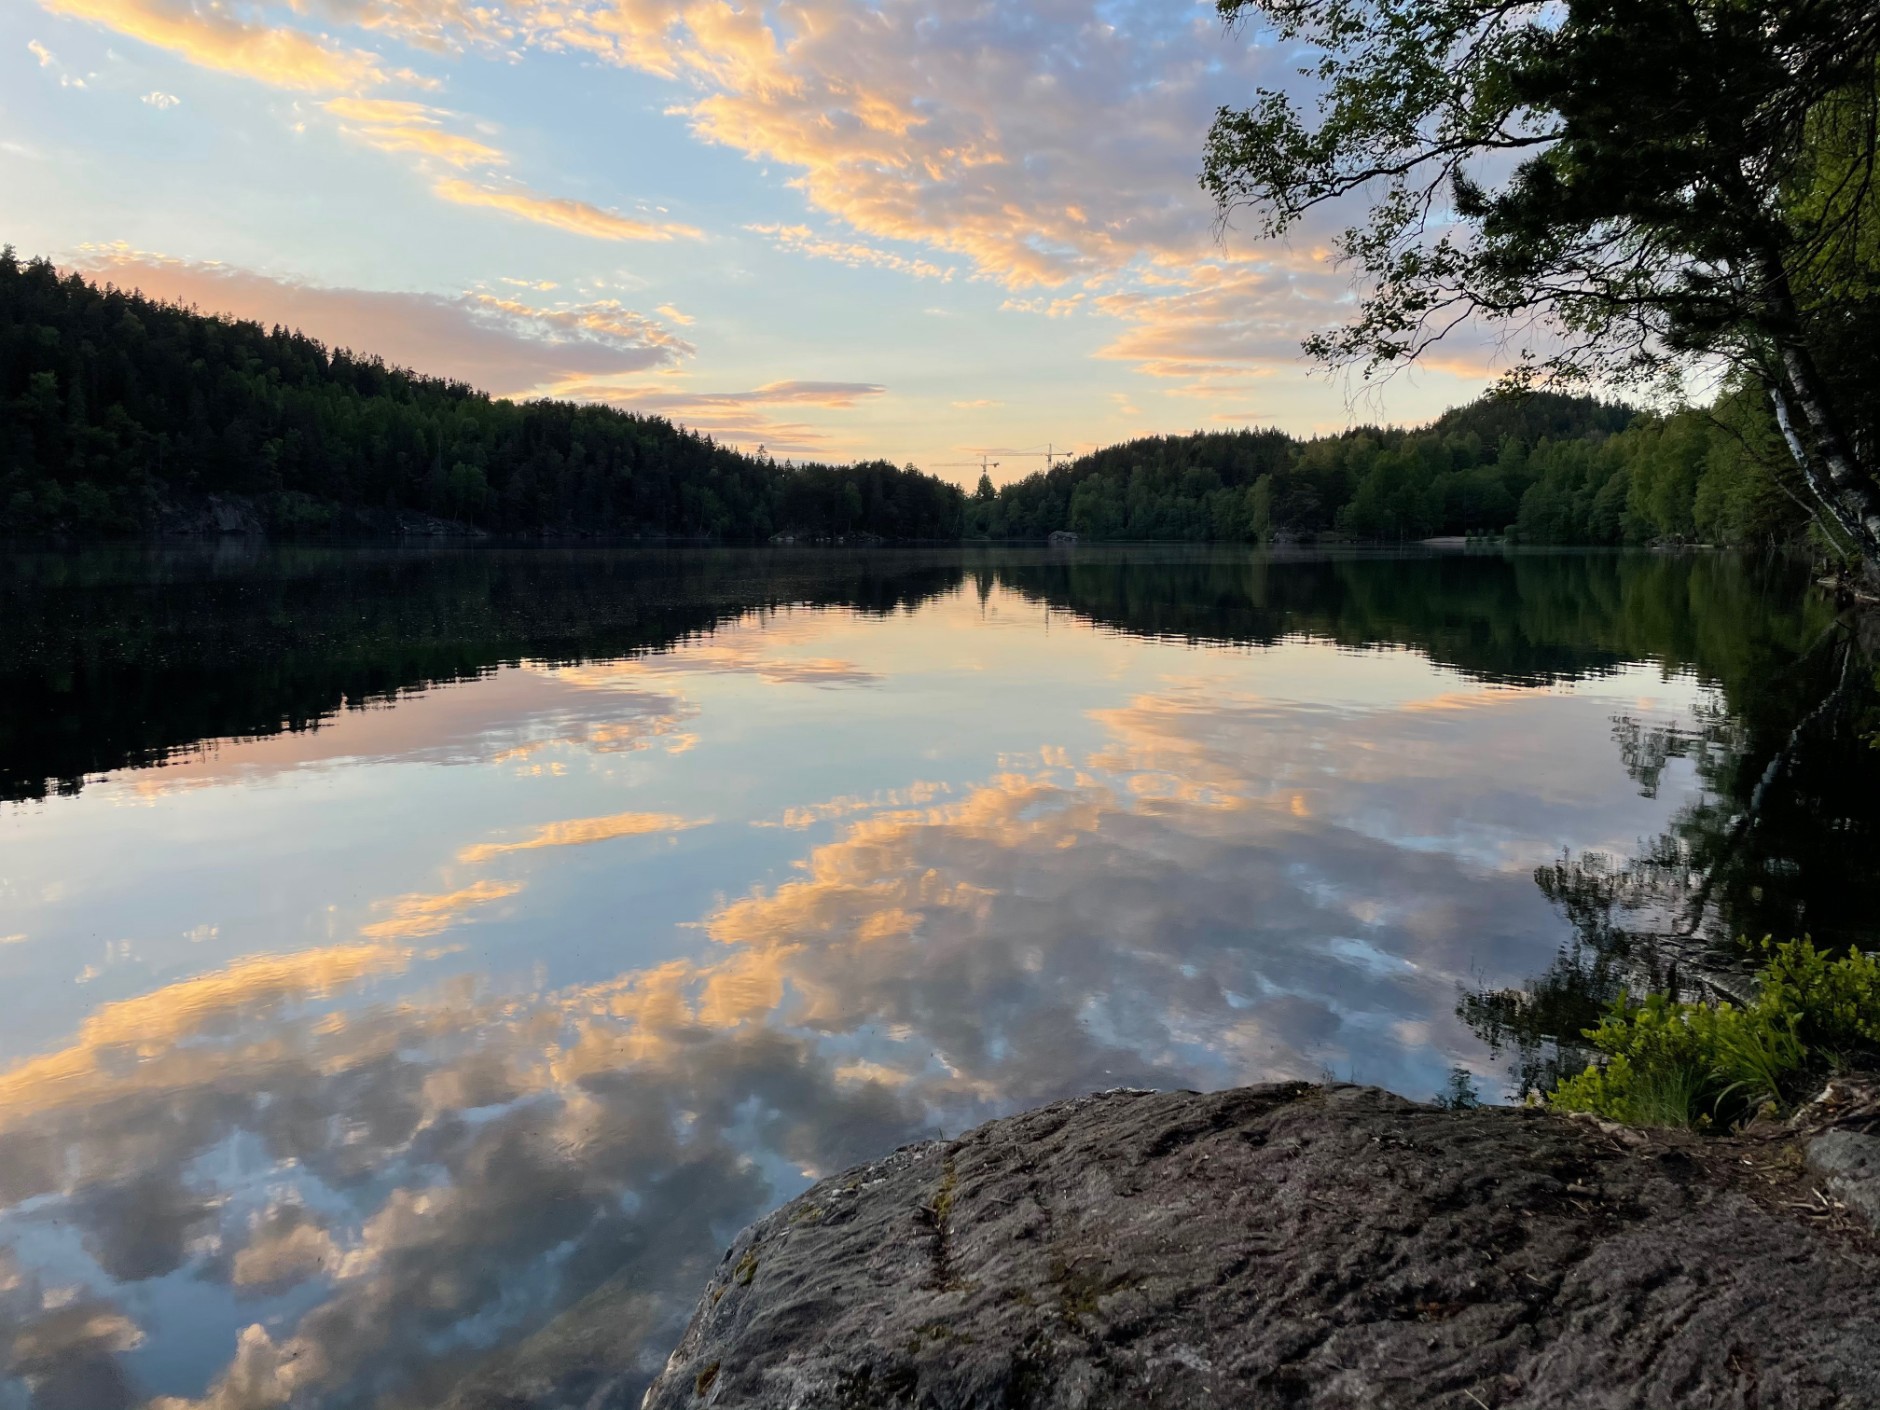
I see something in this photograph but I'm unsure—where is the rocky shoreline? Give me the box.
[643,1083,1880,1410]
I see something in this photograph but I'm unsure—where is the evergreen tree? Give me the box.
[0,253,965,541]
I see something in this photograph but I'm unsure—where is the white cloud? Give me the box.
[27,36,90,86]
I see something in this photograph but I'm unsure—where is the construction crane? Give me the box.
[930,455,1001,478]
[931,445,1071,475]
[999,444,1072,468]
[932,460,1007,492]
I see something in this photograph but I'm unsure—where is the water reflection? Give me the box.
[0,956,931,1408]
[1462,625,1880,1092]
[1,547,1874,1409]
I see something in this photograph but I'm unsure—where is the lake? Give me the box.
[1,545,1875,1409]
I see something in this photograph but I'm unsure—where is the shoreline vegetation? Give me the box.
[1549,940,1880,1129]
[0,251,1827,555]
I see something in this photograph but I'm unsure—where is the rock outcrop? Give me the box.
[644,1083,1880,1410]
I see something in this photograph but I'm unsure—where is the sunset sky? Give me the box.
[5,0,1497,481]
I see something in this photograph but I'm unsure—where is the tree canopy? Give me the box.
[1203,0,1880,571]
[967,392,1808,547]
[0,251,964,542]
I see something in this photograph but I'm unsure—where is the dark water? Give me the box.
[1,545,1874,1409]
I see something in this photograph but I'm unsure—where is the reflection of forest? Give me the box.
[3,544,1875,1402]
[1458,623,1879,1095]
[9,548,1875,1089]
[996,551,1880,1096]
[3,546,1838,795]
[987,548,1830,686]
[0,546,965,800]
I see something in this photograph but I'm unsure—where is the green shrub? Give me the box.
[1550,940,1880,1128]
[1753,938,1880,1056]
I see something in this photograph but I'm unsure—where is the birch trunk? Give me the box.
[1776,343,1880,560]
[1756,253,1880,567]
[1770,383,1865,550]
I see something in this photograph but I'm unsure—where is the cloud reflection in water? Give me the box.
[0,604,1707,1409]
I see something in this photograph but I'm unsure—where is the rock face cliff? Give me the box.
[643,1083,1880,1410]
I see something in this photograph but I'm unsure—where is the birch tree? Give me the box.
[1203,0,1880,575]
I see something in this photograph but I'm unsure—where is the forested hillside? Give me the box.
[966,389,1808,547]
[3,248,1814,548]
[0,251,964,540]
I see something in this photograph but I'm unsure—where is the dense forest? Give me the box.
[0,250,964,541]
[1,248,1818,549]
[966,389,1809,547]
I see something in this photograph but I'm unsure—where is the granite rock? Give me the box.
[643,1084,1880,1410]
[1807,1129,1880,1229]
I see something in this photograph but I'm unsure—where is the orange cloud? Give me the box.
[551,379,888,456]
[746,223,954,281]
[457,812,708,864]
[68,247,692,392]
[558,643,882,688]
[434,180,702,241]
[754,781,953,830]
[39,0,389,91]
[42,0,1487,411]
[0,942,415,1119]
[324,97,506,169]
[359,879,522,940]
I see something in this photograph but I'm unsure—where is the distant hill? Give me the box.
[967,390,1801,547]
[1428,392,1636,445]
[0,249,963,540]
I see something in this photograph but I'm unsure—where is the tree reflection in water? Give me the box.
[1,545,1875,1407]
[1461,628,1880,1098]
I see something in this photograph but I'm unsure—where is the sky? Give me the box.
[4,0,1499,483]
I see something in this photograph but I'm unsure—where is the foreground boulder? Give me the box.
[644,1083,1880,1410]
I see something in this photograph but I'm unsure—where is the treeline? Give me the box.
[3,248,1818,549]
[0,251,963,540]
[967,390,1811,548]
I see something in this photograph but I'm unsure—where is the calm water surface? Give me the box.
[1,546,1874,1408]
